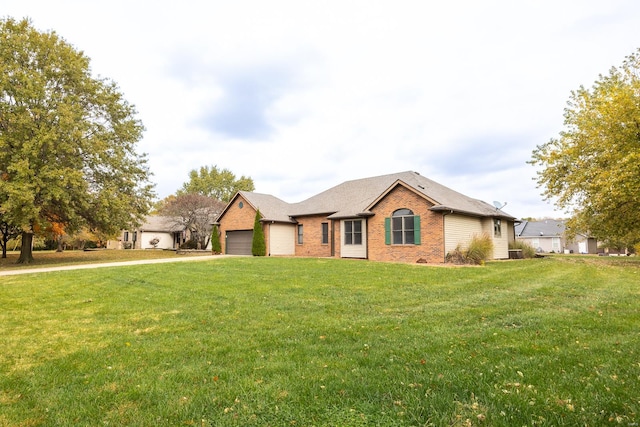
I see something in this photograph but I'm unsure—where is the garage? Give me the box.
[269,223,295,256]
[226,230,253,255]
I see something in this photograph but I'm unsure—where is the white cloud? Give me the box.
[4,0,640,219]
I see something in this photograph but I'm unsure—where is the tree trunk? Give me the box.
[1,225,8,258]
[56,237,64,252]
[17,231,35,264]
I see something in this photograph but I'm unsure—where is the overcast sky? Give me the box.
[5,1,640,219]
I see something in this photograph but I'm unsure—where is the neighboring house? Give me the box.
[215,171,517,263]
[515,219,598,254]
[107,215,188,250]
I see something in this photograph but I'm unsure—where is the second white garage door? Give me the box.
[269,223,295,256]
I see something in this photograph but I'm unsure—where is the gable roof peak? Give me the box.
[220,191,294,223]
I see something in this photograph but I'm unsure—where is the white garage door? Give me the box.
[269,224,295,255]
[226,230,253,255]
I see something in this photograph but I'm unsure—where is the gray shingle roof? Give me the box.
[515,219,565,237]
[236,171,515,222]
[139,215,186,232]
[238,192,296,223]
[290,171,515,219]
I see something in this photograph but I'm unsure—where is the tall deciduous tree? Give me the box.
[159,194,225,250]
[0,18,154,263]
[178,165,254,202]
[531,49,640,248]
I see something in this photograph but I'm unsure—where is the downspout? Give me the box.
[365,218,369,260]
[330,220,335,257]
[512,219,522,245]
[267,222,272,256]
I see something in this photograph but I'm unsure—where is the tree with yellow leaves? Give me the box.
[0,18,154,263]
[531,49,640,249]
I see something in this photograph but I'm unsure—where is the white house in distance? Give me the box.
[107,216,188,250]
[515,219,598,254]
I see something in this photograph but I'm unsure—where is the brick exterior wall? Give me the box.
[368,185,445,263]
[220,186,447,263]
[218,195,268,254]
[294,214,333,257]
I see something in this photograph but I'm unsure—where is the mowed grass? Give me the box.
[1,256,639,426]
[0,249,199,271]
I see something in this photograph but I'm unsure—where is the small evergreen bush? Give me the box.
[252,209,266,256]
[211,225,222,254]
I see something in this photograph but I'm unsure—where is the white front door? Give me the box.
[579,241,587,254]
[340,219,367,258]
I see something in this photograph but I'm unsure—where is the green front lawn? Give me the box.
[1,256,638,426]
[0,249,204,271]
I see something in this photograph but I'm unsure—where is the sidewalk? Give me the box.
[0,254,233,277]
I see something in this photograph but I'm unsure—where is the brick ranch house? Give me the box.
[215,171,517,263]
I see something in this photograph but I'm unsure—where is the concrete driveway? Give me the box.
[0,254,234,276]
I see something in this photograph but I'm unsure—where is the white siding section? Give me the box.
[485,218,509,259]
[445,215,509,259]
[444,214,483,255]
[269,223,295,255]
[519,237,553,253]
[139,231,175,250]
[340,219,367,258]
